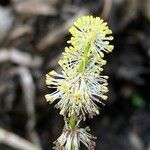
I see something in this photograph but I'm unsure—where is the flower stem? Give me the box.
[69,115,76,150]
[78,44,90,73]
[69,115,76,129]
[70,44,90,150]
[71,144,75,150]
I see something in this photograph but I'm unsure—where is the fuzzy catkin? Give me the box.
[45,16,113,150]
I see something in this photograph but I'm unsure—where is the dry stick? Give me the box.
[9,25,33,40]
[101,0,113,19]
[10,67,42,150]
[128,131,144,150]
[13,0,57,16]
[0,128,40,150]
[0,48,42,148]
[0,48,43,68]
[37,8,89,51]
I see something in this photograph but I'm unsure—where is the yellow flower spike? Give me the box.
[53,120,96,150]
[45,15,114,150]
[68,16,113,59]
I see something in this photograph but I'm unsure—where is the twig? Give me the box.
[37,8,89,51]
[10,67,42,150]
[13,0,57,16]
[0,128,40,150]
[0,48,43,68]
[101,0,113,20]
[9,24,33,40]
[128,131,144,150]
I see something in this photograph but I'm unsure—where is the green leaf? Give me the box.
[132,92,145,108]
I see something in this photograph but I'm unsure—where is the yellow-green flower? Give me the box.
[68,16,113,58]
[58,45,107,76]
[45,62,108,119]
[45,15,114,149]
[53,120,96,150]
[45,16,113,119]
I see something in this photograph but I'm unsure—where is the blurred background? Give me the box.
[0,0,149,150]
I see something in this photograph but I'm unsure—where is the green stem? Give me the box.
[78,44,90,73]
[69,115,76,129]
[71,144,75,150]
[70,44,91,150]
[69,115,76,150]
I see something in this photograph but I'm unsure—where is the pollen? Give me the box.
[87,32,96,43]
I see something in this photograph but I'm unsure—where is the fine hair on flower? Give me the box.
[45,16,114,150]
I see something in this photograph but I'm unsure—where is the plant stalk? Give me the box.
[69,115,76,150]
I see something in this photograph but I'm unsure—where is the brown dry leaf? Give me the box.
[0,128,41,150]
[0,48,43,68]
[0,6,14,42]
[37,8,89,51]
[9,25,33,40]
[14,0,57,16]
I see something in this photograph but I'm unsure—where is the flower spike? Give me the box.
[53,119,96,150]
[45,15,114,149]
